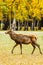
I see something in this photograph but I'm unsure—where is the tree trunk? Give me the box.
[10,19,11,29]
[1,21,2,30]
[31,22,34,30]
[27,21,28,30]
[37,20,39,30]
[1,20,3,30]
[18,20,20,30]
[24,21,26,30]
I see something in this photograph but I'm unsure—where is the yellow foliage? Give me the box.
[0,0,43,21]
[0,13,3,20]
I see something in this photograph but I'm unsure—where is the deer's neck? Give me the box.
[9,32,17,40]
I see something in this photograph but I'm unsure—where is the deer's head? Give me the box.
[5,29,13,35]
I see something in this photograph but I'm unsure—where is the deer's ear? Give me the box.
[10,29,14,31]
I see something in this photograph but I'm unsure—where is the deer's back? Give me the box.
[9,32,37,44]
[10,34,31,44]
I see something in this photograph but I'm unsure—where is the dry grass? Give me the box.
[0,31,43,65]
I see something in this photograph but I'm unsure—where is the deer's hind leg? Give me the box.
[31,43,36,54]
[34,43,42,54]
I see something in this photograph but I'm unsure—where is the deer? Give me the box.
[5,29,42,54]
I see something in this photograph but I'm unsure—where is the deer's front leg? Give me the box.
[11,44,18,54]
[20,43,22,54]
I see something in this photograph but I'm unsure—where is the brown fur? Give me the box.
[5,30,42,54]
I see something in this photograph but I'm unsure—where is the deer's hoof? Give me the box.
[21,53,22,54]
[31,52,34,55]
[40,52,42,55]
[11,51,13,54]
